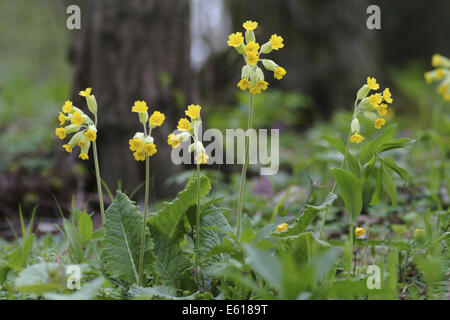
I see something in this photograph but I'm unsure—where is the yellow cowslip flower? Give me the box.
[79,88,92,97]
[58,112,67,125]
[368,93,382,107]
[55,128,66,140]
[62,100,73,113]
[79,153,89,160]
[167,133,181,148]
[185,105,202,120]
[246,52,259,66]
[149,111,165,127]
[350,133,364,143]
[377,104,388,116]
[383,88,393,103]
[274,66,286,80]
[62,144,72,153]
[366,77,379,90]
[227,32,244,47]
[177,118,191,131]
[133,150,146,161]
[435,68,444,80]
[424,72,433,84]
[84,129,97,142]
[243,20,258,31]
[129,138,144,151]
[244,41,260,55]
[195,152,209,165]
[250,80,269,95]
[355,226,366,238]
[270,34,284,50]
[374,118,386,129]
[131,100,148,113]
[143,143,157,156]
[276,223,288,232]
[437,83,448,95]
[237,79,251,91]
[71,112,83,125]
[78,140,86,148]
[431,54,441,67]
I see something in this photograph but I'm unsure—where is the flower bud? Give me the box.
[188,143,195,153]
[260,42,272,54]
[351,117,360,133]
[178,132,191,142]
[139,111,148,124]
[357,84,371,100]
[245,30,255,44]
[87,95,98,115]
[134,132,145,140]
[261,59,278,72]
[195,141,205,154]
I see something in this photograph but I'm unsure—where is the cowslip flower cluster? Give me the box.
[129,101,165,161]
[349,77,394,143]
[228,20,286,95]
[55,88,98,160]
[168,104,209,165]
[424,54,450,101]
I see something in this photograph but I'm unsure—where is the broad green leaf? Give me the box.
[359,124,397,165]
[381,166,397,206]
[369,167,383,206]
[102,191,154,285]
[149,228,191,289]
[78,212,94,244]
[346,152,361,178]
[331,168,363,222]
[379,138,415,152]
[8,234,34,270]
[381,157,408,181]
[322,135,346,154]
[15,263,65,294]
[240,214,255,244]
[244,245,282,291]
[199,210,232,269]
[277,232,331,265]
[149,176,211,245]
[275,192,337,236]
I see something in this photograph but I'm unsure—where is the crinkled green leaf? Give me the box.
[101,191,154,285]
[331,168,362,222]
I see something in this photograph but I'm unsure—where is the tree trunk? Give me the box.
[70,0,197,201]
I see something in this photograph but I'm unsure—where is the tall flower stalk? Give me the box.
[55,88,106,224]
[227,20,287,238]
[168,104,208,290]
[128,100,165,286]
[318,76,394,240]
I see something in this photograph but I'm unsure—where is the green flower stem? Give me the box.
[92,141,105,224]
[236,93,254,239]
[319,99,358,240]
[138,154,150,286]
[195,163,205,292]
